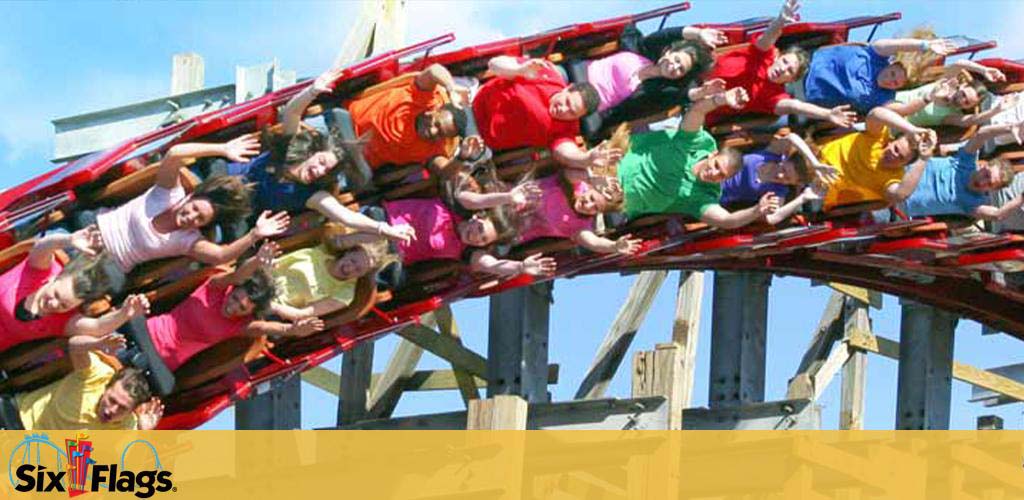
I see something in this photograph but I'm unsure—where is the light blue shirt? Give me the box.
[904,149,987,217]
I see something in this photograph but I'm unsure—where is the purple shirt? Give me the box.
[720,151,791,206]
[586,52,652,112]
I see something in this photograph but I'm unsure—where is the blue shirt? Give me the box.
[904,149,987,217]
[226,152,319,214]
[720,151,791,206]
[804,45,895,115]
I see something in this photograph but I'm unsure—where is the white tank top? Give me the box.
[96,185,202,272]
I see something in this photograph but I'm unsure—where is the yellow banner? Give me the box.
[1,431,1023,499]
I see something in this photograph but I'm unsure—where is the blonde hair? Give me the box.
[892,26,944,88]
[322,223,398,274]
[590,123,631,178]
[987,158,1017,191]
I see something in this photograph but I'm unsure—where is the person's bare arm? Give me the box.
[414,64,468,106]
[487,56,553,79]
[155,135,259,189]
[282,67,344,136]
[775,99,858,128]
[457,181,541,211]
[269,299,348,321]
[574,230,642,255]
[974,195,1024,221]
[962,122,1024,155]
[755,0,800,52]
[700,192,777,229]
[67,333,126,371]
[64,295,148,338]
[244,317,325,338]
[306,191,415,243]
[949,59,1007,83]
[187,211,289,266]
[870,38,955,58]
[884,157,930,204]
[866,106,925,137]
[27,228,102,270]
[469,252,557,277]
[766,187,819,225]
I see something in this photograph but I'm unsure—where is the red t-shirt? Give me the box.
[147,278,250,371]
[705,42,791,125]
[0,258,75,353]
[383,198,466,265]
[472,59,580,151]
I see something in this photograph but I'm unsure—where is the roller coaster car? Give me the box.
[763,13,902,51]
[976,58,1024,87]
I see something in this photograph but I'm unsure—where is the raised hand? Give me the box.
[313,67,346,94]
[521,253,557,276]
[930,77,958,104]
[777,0,801,25]
[510,182,542,210]
[380,223,417,245]
[721,87,750,110]
[222,134,261,163]
[926,38,957,56]
[996,93,1020,113]
[802,183,826,202]
[521,58,555,79]
[136,398,165,430]
[696,28,728,49]
[253,211,291,239]
[813,163,841,185]
[757,192,781,217]
[915,129,939,158]
[449,85,472,109]
[982,67,1007,83]
[256,240,280,269]
[614,235,644,256]
[292,317,325,337]
[1010,121,1024,145]
[587,144,624,170]
[95,333,127,355]
[458,135,487,161]
[70,226,104,257]
[691,78,727,101]
[826,105,857,128]
[122,294,150,318]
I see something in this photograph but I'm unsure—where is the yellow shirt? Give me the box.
[819,126,903,209]
[272,246,356,309]
[16,352,138,430]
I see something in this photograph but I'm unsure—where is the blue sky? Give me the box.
[3,0,1024,430]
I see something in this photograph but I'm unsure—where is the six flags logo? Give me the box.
[9,433,174,498]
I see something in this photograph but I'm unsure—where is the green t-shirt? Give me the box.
[894,82,962,128]
[272,245,356,309]
[617,127,721,219]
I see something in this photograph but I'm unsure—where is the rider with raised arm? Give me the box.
[804,27,958,114]
[702,0,857,129]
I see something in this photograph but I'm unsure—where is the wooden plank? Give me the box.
[847,330,1024,403]
[672,271,703,408]
[840,299,869,430]
[466,395,528,430]
[631,343,683,430]
[575,271,668,400]
[828,282,883,309]
[396,324,488,378]
[813,342,851,401]
[433,305,479,405]
[366,335,423,419]
[337,341,374,426]
[305,365,560,396]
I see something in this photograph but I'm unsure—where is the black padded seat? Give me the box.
[0,395,22,430]
[324,108,374,192]
[120,316,175,396]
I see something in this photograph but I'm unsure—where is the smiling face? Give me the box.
[877,63,909,90]
[174,197,215,230]
[757,159,801,185]
[97,380,137,424]
[767,53,802,84]
[969,163,1005,192]
[222,287,255,318]
[331,247,373,280]
[573,188,607,216]
[951,84,982,110]
[657,48,694,80]
[288,151,339,184]
[34,275,82,315]
[880,136,917,168]
[695,152,740,184]
[457,214,498,247]
[415,109,458,141]
[548,89,587,121]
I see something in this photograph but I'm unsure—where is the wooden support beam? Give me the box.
[847,327,1024,407]
[632,343,684,430]
[672,271,703,408]
[708,271,771,408]
[488,283,552,402]
[365,335,423,419]
[828,282,883,309]
[840,298,869,430]
[395,323,488,378]
[336,341,373,426]
[304,364,560,396]
[235,377,301,430]
[787,293,846,400]
[433,305,480,405]
[576,271,668,400]
[466,395,528,430]
[895,300,957,429]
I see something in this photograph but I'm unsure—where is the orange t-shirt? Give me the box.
[347,78,457,168]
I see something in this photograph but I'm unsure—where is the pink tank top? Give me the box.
[518,176,594,243]
[147,278,250,371]
[586,51,651,112]
[383,198,466,265]
[0,258,74,353]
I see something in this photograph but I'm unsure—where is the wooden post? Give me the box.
[366,336,423,419]
[434,305,480,405]
[708,271,771,408]
[467,395,528,430]
[672,271,703,408]
[488,282,552,402]
[337,341,374,426]
[235,376,301,430]
[576,271,667,400]
[632,343,683,430]
[896,299,958,430]
[840,297,869,430]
